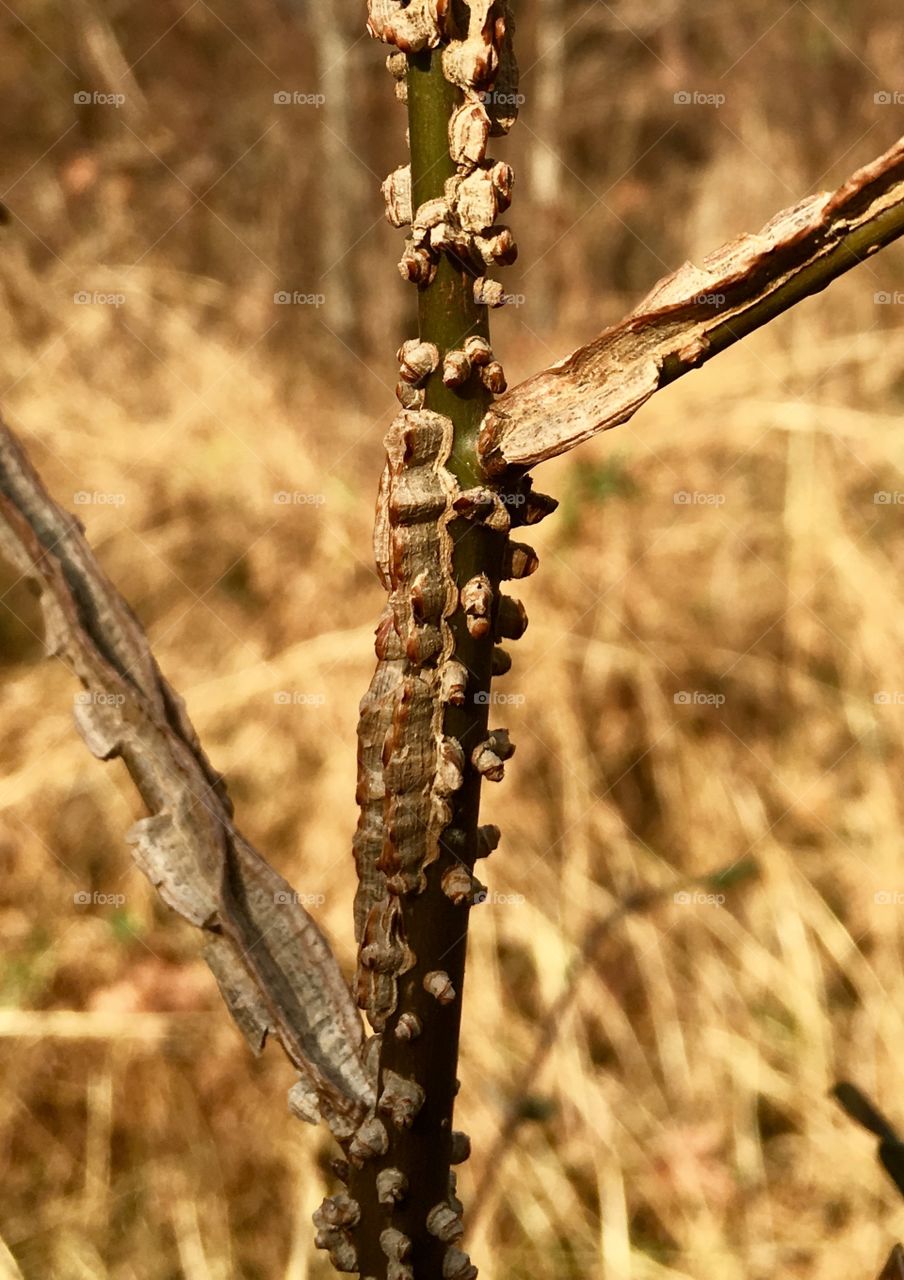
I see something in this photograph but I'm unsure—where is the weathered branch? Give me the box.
[0,413,373,1142]
[480,132,904,475]
[833,1086,904,1279]
[833,1083,904,1201]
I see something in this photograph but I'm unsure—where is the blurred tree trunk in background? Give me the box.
[311,0,364,348]
[527,0,566,328]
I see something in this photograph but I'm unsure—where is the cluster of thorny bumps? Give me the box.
[378,0,519,325]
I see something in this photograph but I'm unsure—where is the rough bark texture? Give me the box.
[340,4,536,1276]
[480,131,904,475]
[0,414,373,1143]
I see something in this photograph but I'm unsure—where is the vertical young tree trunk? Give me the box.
[527,0,566,326]
[347,49,496,1280]
[325,5,546,1277]
[313,0,364,346]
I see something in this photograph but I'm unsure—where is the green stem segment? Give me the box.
[408,52,489,479]
[350,49,508,1279]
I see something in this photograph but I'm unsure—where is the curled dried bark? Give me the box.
[366,0,448,54]
[382,164,412,227]
[0,414,373,1141]
[480,132,904,475]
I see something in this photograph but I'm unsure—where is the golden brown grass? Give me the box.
[3,3,904,1278]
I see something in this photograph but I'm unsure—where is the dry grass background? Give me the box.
[2,2,904,1277]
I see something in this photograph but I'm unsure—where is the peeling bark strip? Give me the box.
[0,415,373,1141]
[480,132,904,474]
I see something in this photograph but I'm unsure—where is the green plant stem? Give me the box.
[349,48,509,1278]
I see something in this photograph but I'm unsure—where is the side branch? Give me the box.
[480,132,904,474]
[0,413,373,1141]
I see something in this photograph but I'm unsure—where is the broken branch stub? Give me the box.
[0,414,373,1141]
[480,132,904,475]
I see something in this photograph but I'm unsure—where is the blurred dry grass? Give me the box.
[3,2,904,1278]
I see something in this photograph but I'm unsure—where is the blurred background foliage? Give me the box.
[2,1,904,1277]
